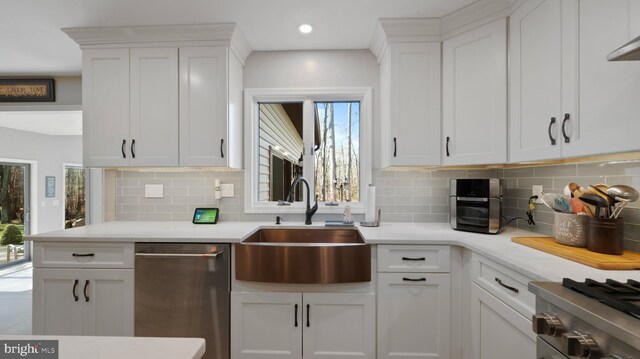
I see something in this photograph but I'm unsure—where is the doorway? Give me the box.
[0,162,30,268]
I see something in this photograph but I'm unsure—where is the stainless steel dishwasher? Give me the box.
[135,243,230,359]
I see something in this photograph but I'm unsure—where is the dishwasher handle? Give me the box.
[135,251,223,259]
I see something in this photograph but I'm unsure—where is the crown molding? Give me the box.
[369,0,511,61]
[370,18,442,62]
[62,23,252,64]
[441,0,511,40]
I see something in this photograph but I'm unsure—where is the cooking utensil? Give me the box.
[589,184,615,216]
[608,185,639,218]
[569,197,588,214]
[579,194,609,218]
[540,193,572,213]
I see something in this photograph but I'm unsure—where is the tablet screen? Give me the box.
[192,208,219,224]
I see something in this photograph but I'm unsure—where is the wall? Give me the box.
[0,127,82,234]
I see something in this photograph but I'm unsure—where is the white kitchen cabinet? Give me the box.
[33,268,134,336]
[32,242,134,337]
[129,47,179,166]
[230,291,374,359]
[563,0,640,157]
[82,49,130,167]
[380,42,441,167]
[83,47,179,167]
[179,46,243,168]
[303,292,375,358]
[509,0,573,163]
[442,19,507,165]
[231,291,302,359]
[469,283,536,359]
[377,273,451,359]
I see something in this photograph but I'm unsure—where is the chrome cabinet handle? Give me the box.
[83,280,90,302]
[393,137,397,157]
[403,277,427,282]
[131,139,136,158]
[135,251,223,259]
[306,304,310,327]
[72,253,95,257]
[446,136,450,157]
[220,139,224,158]
[72,279,79,302]
[402,257,425,261]
[561,113,570,143]
[495,277,519,293]
[121,139,127,158]
[548,117,557,145]
[294,304,298,327]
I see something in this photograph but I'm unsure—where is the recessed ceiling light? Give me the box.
[299,24,313,34]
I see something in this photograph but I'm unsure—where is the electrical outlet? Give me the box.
[532,185,543,202]
[221,183,234,197]
[145,184,164,198]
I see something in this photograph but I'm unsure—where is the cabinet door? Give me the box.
[82,48,130,167]
[383,42,441,166]
[231,292,302,359]
[509,0,564,162]
[83,269,134,336]
[32,268,84,335]
[377,273,451,359]
[129,48,179,166]
[563,0,640,157]
[303,292,375,359]
[470,283,536,359]
[443,19,507,165]
[179,46,229,167]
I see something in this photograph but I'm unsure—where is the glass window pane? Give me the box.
[0,164,26,266]
[65,167,85,228]
[314,101,360,203]
[258,103,304,202]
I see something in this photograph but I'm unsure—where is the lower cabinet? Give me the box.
[231,291,375,359]
[469,283,536,359]
[377,273,451,359]
[32,268,134,336]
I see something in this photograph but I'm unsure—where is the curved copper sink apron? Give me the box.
[235,228,371,284]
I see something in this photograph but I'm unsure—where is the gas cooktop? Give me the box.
[563,278,640,320]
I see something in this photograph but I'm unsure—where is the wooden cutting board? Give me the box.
[511,237,640,270]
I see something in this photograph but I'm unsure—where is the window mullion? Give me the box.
[302,100,316,204]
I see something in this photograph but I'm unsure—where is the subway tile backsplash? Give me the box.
[113,159,640,251]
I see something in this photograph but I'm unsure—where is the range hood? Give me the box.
[607,35,640,61]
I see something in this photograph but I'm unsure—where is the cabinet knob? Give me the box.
[562,332,600,358]
[532,313,565,337]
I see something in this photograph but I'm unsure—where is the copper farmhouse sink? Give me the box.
[235,228,371,284]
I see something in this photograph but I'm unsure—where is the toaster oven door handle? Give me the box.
[456,197,488,202]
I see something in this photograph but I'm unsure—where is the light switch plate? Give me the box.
[221,183,234,197]
[145,184,164,198]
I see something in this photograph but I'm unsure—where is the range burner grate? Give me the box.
[563,278,640,319]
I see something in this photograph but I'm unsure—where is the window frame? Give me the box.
[244,87,372,214]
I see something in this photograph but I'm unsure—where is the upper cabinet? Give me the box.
[510,0,640,162]
[65,24,251,168]
[563,0,640,158]
[509,0,572,163]
[442,19,507,165]
[373,20,442,168]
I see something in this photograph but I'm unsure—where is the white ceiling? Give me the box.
[0,0,476,75]
[0,111,82,136]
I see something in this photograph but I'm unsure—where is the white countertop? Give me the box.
[0,335,205,359]
[27,221,640,283]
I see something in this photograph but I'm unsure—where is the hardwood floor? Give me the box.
[0,266,32,334]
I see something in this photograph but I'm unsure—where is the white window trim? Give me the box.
[244,87,372,214]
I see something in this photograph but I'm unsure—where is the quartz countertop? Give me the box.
[0,335,205,359]
[27,221,640,283]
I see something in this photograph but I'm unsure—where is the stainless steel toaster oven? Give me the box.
[450,178,502,234]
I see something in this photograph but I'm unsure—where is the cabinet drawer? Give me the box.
[470,253,535,317]
[33,242,134,269]
[378,245,450,273]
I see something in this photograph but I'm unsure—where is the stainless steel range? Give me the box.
[529,279,640,359]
